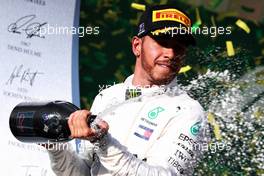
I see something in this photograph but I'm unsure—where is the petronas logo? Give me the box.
[148,107,165,119]
[190,121,201,136]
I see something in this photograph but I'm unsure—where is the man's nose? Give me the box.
[163,47,175,60]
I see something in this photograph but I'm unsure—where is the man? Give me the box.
[47,5,208,176]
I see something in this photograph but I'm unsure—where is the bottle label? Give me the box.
[16,111,35,133]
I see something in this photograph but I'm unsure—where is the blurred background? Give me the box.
[79,0,264,175]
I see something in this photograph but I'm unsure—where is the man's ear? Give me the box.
[132,36,142,57]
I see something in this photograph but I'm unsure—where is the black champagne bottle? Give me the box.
[9,100,96,143]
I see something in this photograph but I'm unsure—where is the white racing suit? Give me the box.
[48,75,209,176]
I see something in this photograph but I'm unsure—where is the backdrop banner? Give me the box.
[0,0,80,175]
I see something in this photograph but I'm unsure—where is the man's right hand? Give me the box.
[68,110,109,140]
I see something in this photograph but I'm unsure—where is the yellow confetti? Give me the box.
[210,16,218,38]
[254,107,263,119]
[104,10,118,21]
[179,65,191,73]
[208,113,222,140]
[114,68,125,82]
[256,79,264,85]
[159,0,168,5]
[257,169,264,175]
[236,19,251,34]
[259,38,264,44]
[88,42,105,49]
[217,11,238,21]
[226,41,235,56]
[195,8,202,24]
[256,70,264,76]
[131,3,146,11]
[111,29,125,36]
[192,8,202,33]
[211,16,216,27]
[255,56,263,65]
[115,52,125,60]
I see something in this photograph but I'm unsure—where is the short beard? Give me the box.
[149,71,176,85]
[140,37,177,86]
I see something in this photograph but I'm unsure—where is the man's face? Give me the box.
[137,35,186,85]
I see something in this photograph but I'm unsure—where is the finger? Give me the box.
[74,110,81,136]
[79,110,91,136]
[72,113,80,138]
[68,113,75,138]
[69,110,93,138]
[76,110,91,137]
[75,110,84,137]
[77,128,82,138]
[70,110,82,137]
[78,110,87,137]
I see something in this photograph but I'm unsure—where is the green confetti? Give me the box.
[191,21,201,33]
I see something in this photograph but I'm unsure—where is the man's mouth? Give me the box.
[155,61,175,70]
[158,64,170,68]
